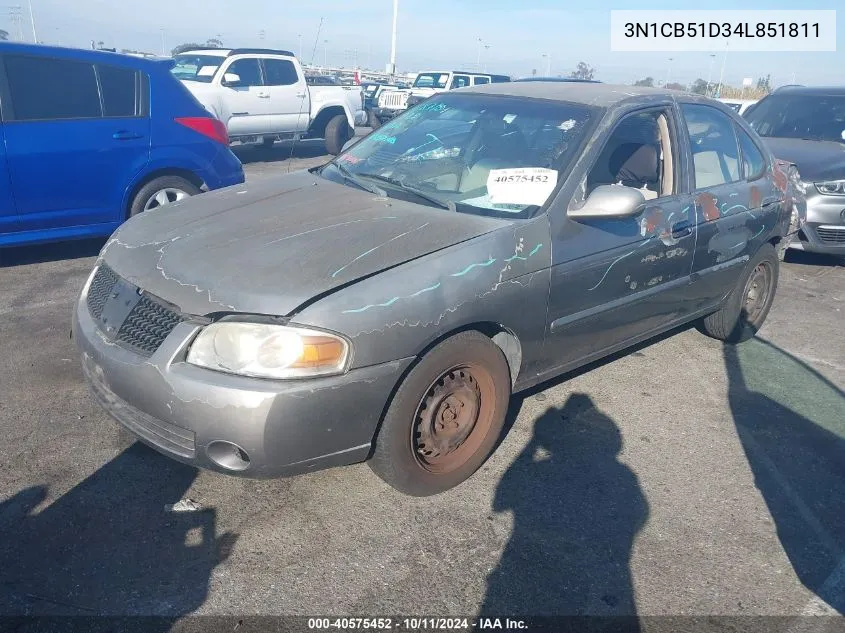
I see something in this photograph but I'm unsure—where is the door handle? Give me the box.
[112,130,143,140]
[761,197,780,208]
[296,92,306,98]
[256,92,270,98]
[671,221,693,239]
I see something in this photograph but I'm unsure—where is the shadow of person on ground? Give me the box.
[479,393,647,630]
[724,338,845,614]
[0,443,237,630]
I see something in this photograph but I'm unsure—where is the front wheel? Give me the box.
[368,331,511,497]
[697,243,779,343]
[324,114,352,155]
[129,176,200,218]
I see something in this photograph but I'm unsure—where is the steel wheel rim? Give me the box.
[742,262,772,325]
[144,188,189,211]
[411,364,496,475]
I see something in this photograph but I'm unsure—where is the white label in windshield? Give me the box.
[197,65,217,77]
[487,168,558,206]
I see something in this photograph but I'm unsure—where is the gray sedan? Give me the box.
[73,83,798,496]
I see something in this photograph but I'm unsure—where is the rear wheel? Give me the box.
[697,243,779,343]
[129,176,200,218]
[368,331,511,497]
[324,114,352,155]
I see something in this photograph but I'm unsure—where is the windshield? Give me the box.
[171,55,224,83]
[325,93,596,218]
[413,73,449,89]
[745,94,845,143]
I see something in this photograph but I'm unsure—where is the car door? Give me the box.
[218,57,273,136]
[0,120,20,237]
[679,103,777,313]
[0,53,150,232]
[542,105,697,372]
[262,57,310,133]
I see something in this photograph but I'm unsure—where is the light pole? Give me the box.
[665,57,673,87]
[298,34,303,59]
[705,53,716,96]
[26,0,35,42]
[476,37,482,70]
[541,52,551,75]
[483,43,490,72]
[716,40,729,98]
[323,39,328,67]
[388,0,398,75]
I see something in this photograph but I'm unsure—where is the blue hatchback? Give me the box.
[0,43,245,248]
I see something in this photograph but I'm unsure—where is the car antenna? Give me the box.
[287,16,324,173]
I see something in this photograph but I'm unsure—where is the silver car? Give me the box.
[745,86,845,261]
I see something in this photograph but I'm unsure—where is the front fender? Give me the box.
[292,218,552,387]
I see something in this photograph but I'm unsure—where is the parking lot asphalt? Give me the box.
[0,139,843,624]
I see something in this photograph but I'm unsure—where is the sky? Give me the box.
[4,0,842,88]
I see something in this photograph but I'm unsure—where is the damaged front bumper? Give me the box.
[72,288,412,478]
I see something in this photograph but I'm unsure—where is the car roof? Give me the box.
[516,77,601,83]
[460,81,683,107]
[0,41,172,69]
[770,85,845,96]
[419,70,502,77]
[177,47,295,58]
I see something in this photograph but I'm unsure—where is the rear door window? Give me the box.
[97,64,139,117]
[473,76,490,85]
[735,126,766,181]
[4,54,102,120]
[263,59,299,86]
[451,75,471,89]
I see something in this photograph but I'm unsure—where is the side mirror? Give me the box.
[568,184,646,219]
[341,137,360,153]
[222,73,241,87]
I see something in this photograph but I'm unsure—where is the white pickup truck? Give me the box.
[172,48,367,154]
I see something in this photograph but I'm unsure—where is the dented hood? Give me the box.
[101,170,507,317]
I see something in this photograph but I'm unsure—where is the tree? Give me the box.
[633,77,654,87]
[570,62,595,81]
[690,78,711,95]
[97,40,104,48]
[0,30,8,41]
[205,37,223,48]
[171,43,203,56]
[665,82,686,91]
[756,74,772,94]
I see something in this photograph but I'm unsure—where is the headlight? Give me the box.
[186,322,350,379]
[814,180,845,195]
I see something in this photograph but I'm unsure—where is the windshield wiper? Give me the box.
[332,162,387,197]
[357,173,456,211]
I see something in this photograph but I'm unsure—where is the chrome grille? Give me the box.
[86,265,119,319]
[378,90,408,109]
[816,226,845,244]
[116,295,186,357]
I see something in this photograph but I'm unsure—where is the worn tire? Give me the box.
[324,114,352,155]
[368,331,511,497]
[129,176,200,218]
[697,243,779,344]
[367,110,382,130]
